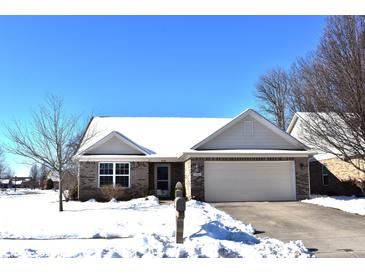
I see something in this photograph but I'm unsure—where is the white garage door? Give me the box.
[204,161,296,202]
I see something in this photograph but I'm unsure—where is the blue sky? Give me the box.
[0,16,326,175]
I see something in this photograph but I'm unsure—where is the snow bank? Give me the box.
[0,190,312,258]
[302,195,365,215]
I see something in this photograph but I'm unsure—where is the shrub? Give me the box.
[43,179,54,190]
[100,186,129,201]
[63,184,78,201]
[352,179,365,196]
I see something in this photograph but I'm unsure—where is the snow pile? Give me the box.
[0,188,43,197]
[302,195,365,215]
[0,190,312,258]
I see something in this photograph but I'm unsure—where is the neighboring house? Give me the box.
[287,113,365,196]
[0,179,10,188]
[1,177,33,189]
[20,178,33,188]
[75,109,312,202]
[45,170,77,190]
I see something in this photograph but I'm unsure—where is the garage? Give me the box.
[204,161,296,202]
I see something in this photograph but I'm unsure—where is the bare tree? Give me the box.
[0,147,6,178]
[29,164,40,189]
[5,95,85,211]
[290,16,365,173]
[5,167,15,178]
[39,163,50,189]
[255,67,292,130]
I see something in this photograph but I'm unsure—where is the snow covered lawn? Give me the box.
[302,195,365,216]
[0,189,312,258]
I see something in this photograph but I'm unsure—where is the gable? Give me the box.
[82,131,149,155]
[195,110,305,150]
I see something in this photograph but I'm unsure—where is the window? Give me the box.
[243,120,254,136]
[99,163,113,187]
[99,163,130,188]
[115,163,130,187]
[322,164,329,186]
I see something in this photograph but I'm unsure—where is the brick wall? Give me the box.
[295,157,310,200]
[310,159,364,196]
[78,161,149,201]
[321,158,365,181]
[184,157,310,201]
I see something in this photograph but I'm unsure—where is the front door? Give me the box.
[155,164,170,198]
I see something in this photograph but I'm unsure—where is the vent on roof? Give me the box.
[243,120,254,136]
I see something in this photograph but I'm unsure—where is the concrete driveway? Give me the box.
[212,201,365,258]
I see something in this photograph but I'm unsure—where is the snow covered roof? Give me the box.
[0,179,10,184]
[77,116,231,158]
[77,109,312,160]
[287,112,363,160]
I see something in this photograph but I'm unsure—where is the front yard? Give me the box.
[0,189,311,258]
[302,195,365,216]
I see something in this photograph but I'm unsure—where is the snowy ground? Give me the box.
[302,195,365,216]
[0,189,312,258]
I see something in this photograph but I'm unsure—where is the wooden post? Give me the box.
[175,182,186,244]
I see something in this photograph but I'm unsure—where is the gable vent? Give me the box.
[243,120,254,136]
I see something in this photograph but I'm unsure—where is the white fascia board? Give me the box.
[179,150,316,161]
[286,113,299,134]
[78,155,181,162]
[77,131,151,156]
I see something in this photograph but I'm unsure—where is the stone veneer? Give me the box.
[78,161,149,201]
[184,157,310,201]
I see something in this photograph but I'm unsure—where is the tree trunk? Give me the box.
[59,171,63,212]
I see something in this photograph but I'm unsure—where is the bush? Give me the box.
[42,179,54,190]
[100,185,127,201]
[69,185,78,200]
[63,184,78,201]
[352,179,365,196]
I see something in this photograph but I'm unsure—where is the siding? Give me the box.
[86,136,143,155]
[199,115,298,150]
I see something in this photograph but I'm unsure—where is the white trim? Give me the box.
[191,109,309,150]
[179,150,314,160]
[286,113,299,134]
[78,150,314,162]
[154,163,171,198]
[292,160,297,200]
[98,162,113,187]
[78,131,151,156]
[79,155,181,162]
[322,164,329,186]
[98,162,131,188]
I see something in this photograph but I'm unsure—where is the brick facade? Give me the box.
[79,157,311,201]
[310,158,364,196]
[79,161,184,201]
[184,157,310,201]
[295,157,310,200]
[78,161,149,201]
[78,161,99,201]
